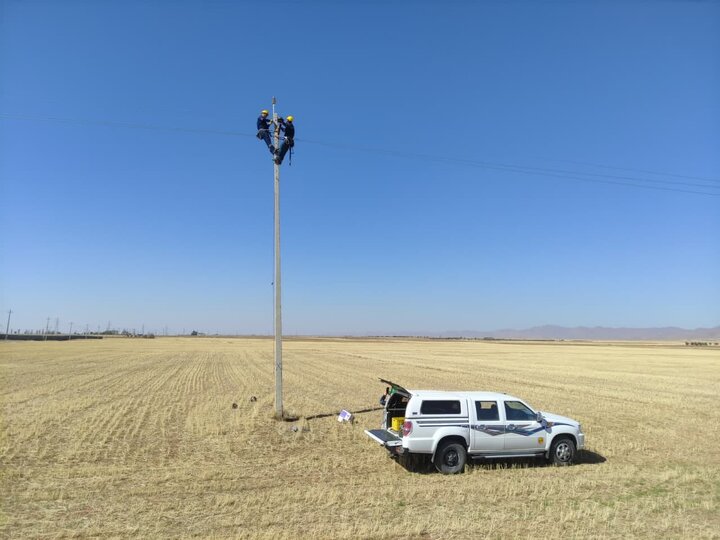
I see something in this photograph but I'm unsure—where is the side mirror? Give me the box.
[536,411,544,423]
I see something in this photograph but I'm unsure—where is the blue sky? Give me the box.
[1,0,718,335]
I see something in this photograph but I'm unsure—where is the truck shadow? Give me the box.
[576,449,607,465]
[396,449,606,474]
[469,449,606,471]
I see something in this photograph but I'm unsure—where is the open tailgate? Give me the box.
[365,429,402,447]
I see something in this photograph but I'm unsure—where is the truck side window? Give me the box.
[504,401,536,421]
[420,400,461,415]
[475,401,499,421]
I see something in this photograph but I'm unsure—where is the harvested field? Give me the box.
[1,337,718,538]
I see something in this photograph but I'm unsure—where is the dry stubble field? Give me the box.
[1,337,718,539]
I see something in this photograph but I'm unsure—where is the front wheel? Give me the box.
[549,437,576,466]
[434,441,466,474]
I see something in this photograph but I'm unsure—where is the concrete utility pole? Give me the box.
[68,322,73,340]
[272,96,283,419]
[4,309,11,339]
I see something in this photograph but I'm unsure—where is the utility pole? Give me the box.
[272,96,283,419]
[44,317,50,341]
[4,309,11,339]
[68,322,73,340]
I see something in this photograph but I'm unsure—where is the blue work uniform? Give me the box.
[256,114,274,154]
[275,119,295,165]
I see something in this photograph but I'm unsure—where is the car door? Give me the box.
[502,400,546,452]
[469,400,505,452]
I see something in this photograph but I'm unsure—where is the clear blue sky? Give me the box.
[1,0,718,335]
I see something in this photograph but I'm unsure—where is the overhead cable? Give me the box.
[2,111,718,197]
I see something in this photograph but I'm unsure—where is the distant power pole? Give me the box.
[68,322,73,340]
[44,317,50,340]
[4,309,11,339]
[272,96,283,419]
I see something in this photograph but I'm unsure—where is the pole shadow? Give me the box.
[303,406,384,422]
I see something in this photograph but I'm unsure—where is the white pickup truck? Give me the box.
[365,379,585,474]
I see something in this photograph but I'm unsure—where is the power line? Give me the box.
[2,111,719,196]
[0,112,256,139]
[298,137,720,196]
[546,157,720,184]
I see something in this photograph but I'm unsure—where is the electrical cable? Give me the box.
[0,112,256,139]
[2,111,719,197]
[299,137,720,197]
[544,157,720,184]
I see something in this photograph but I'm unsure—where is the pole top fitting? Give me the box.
[272,96,277,105]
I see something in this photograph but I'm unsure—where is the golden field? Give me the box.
[1,337,718,539]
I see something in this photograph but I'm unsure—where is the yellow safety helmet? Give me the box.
[286,115,294,122]
[261,110,269,115]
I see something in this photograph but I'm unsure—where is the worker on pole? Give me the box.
[256,109,275,155]
[274,115,294,165]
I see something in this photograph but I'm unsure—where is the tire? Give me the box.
[549,436,576,466]
[434,441,466,474]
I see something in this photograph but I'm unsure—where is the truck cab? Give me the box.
[366,379,585,473]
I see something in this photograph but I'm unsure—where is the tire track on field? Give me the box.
[72,356,186,463]
[120,357,191,461]
[2,356,174,465]
[153,354,211,463]
[228,349,274,399]
[1,352,151,406]
[281,348,384,416]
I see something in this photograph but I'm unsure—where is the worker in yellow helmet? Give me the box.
[274,115,295,165]
[256,109,275,155]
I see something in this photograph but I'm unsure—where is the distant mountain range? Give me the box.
[361,325,720,341]
[433,325,720,341]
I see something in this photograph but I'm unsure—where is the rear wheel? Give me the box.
[549,436,576,466]
[434,441,466,474]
